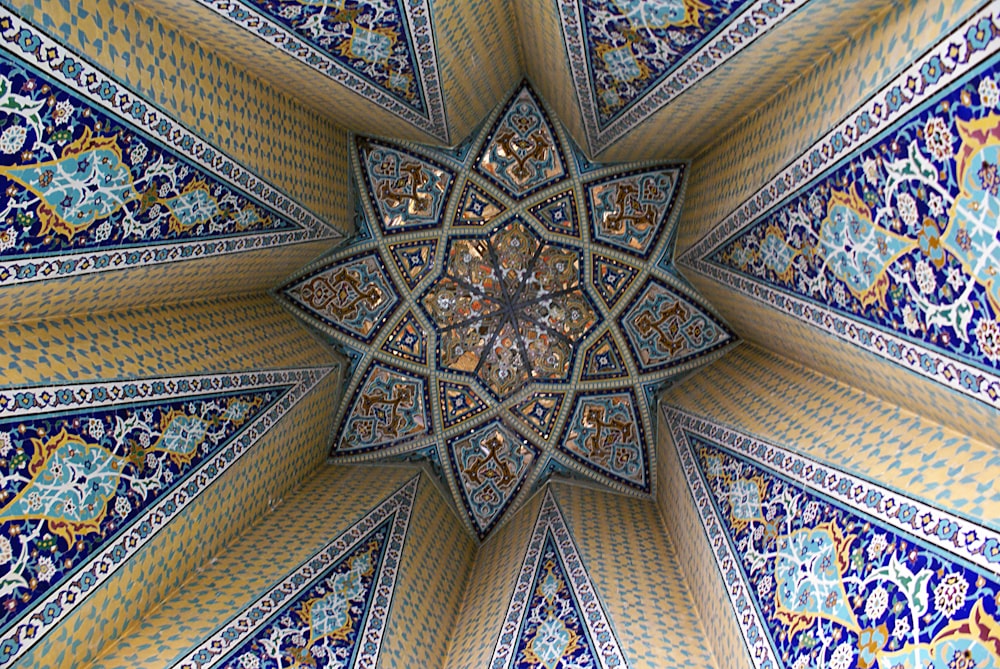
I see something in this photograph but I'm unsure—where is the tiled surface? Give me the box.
[279,81,736,539]
[685,276,1000,444]
[517,0,893,161]
[684,6,1000,411]
[660,344,1000,533]
[677,0,988,254]
[127,0,522,148]
[657,417,751,668]
[554,482,719,669]
[15,368,342,669]
[0,293,337,387]
[2,0,352,229]
[662,403,1000,669]
[443,491,542,669]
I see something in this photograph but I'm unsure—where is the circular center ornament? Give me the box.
[422,217,599,399]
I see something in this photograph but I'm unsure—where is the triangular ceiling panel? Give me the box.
[281,82,738,539]
[187,0,449,142]
[490,490,630,668]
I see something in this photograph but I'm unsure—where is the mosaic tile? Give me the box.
[665,406,1000,669]
[529,189,581,238]
[282,251,398,344]
[334,360,431,454]
[585,167,684,259]
[280,82,732,539]
[558,0,809,154]
[447,420,538,539]
[387,238,438,290]
[580,329,630,381]
[621,277,734,373]
[591,254,641,309]
[438,379,490,429]
[381,309,427,365]
[189,0,448,142]
[172,476,418,669]
[0,369,331,669]
[0,9,339,288]
[452,180,506,228]
[357,137,454,235]
[684,6,1000,409]
[509,391,566,441]
[476,86,567,200]
[422,218,599,400]
[490,489,629,669]
[558,388,649,492]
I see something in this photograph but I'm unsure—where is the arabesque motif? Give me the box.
[667,407,1000,669]
[279,82,733,539]
[490,490,630,669]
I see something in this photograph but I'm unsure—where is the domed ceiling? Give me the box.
[277,83,736,538]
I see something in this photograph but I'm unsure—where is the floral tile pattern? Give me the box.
[190,0,449,142]
[685,8,1000,408]
[0,369,332,669]
[489,489,629,669]
[558,0,808,154]
[278,81,736,539]
[173,476,418,669]
[447,419,537,538]
[664,405,1000,669]
[0,9,339,287]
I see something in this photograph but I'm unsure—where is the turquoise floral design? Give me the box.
[711,61,1000,382]
[0,388,281,641]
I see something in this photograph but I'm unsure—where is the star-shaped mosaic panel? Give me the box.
[279,82,736,539]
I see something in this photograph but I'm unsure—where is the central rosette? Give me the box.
[422,217,598,398]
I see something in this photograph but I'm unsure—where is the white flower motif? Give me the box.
[0,431,11,456]
[791,657,809,669]
[896,192,918,230]
[88,418,105,441]
[139,431,151,448]
[35,555,56,582]
[862,157,880,184]
[130,143,148,164]
[924,116,954,161]
[892,615,911,640]
[914,260,936,295]
[0,227,18,253]
[832,282,847,306]
[947,266,966,292]
[0,124,27,154]
[52,99,74,126]
[829,642,854,669]
[867,533,887,562]
[980,76,999,107]
[92,221,112,244]
[865,586,889,620]
[239,653,260,669]
[145,451,157,469]
[0,536,12,564]
[934,573,969,618]
[803,501,820,524]
[279,4,301,18]
[902,305,920,333]
[115,495,131,518]
[757,574,774,598]
[27,492,42,511]
[927,193,944,216]
[975,319,1000,362]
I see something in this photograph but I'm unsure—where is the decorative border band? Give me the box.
[0,367,334,668]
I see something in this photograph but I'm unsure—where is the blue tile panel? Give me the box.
[664,405,1000,669]
[0,8,340,288]
[489,489,629,669]
[684,6,1000,410]
[169,476,418,669]
[0,368,333,669]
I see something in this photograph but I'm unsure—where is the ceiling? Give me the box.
[277,82,735,538]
